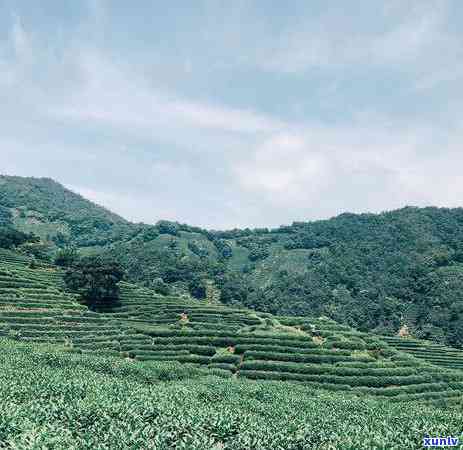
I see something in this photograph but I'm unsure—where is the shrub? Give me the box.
[210,354,241,364]
[208,363,237,372]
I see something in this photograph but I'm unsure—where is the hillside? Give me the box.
[5,340,463,449]
[2,175,463,347]
[0,175,132,247]
[2,248,463,404]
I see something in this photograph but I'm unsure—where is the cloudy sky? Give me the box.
[1,1,462,229]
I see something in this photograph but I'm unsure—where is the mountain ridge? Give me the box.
[2,174,463,347]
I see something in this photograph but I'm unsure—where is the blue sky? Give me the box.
[1,0,462,229]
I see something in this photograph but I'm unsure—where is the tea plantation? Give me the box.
[2,248,463,448]
[2,249,463,402]
[1,338,463,449]
[381,335,463,371]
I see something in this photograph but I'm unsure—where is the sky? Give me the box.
[1,0,462,229]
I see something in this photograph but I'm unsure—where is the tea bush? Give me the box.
[1,339,463,450]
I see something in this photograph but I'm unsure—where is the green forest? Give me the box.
[2,175,463,347]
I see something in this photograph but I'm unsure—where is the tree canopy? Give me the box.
[63,255,124,309]
[0,226,38,250]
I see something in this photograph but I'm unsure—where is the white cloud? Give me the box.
[0,15,30,87]
[256,1,458,80]
[1,4,463,229]
[232,120,463,221]
[42,50,285,137]
[11,15,31,62]
[66,184,173,224]
[234,133,329,197]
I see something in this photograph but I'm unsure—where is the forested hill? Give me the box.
[0,175,131,246]
[2,174,463,347]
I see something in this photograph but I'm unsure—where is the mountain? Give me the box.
[2,246,463,397]
[2,174,463,347]
[2,224,463,448]
[0,175,131,247]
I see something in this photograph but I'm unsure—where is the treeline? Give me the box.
[0,226,39,250]
[106,207,463,347]
[3,176,463,347]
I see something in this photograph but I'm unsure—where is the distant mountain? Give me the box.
[2,174,463,347]
[0,175,131,247]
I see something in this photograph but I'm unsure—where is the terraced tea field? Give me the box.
[381,335,463,371]
[2,248,463,404]
[3,338,463,449]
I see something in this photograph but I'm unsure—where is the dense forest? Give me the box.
[2,175,463,347]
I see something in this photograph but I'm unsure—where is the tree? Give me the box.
[52,232,70,246]
[151,277,171,295]
[54,247,79,267]
[188,276,207,299]
[19,241,53,262]
[0,206,12,226]
[213,239,233,259]
[0,226,38,249]
[64,255,124,309]
[157,220,179,236]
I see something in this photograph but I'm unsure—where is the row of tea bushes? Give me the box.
[382,335,463,370]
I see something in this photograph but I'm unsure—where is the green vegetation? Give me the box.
[0,175,131,247]
[2,248,463,402]
[382,335,463,371]
[3,176,463,347]
[63,255,124,309]
[54,246,79,267]
[1,338,463,449]
[0,226,38,250]
[2,241,463,447]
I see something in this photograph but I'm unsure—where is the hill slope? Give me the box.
[2,249,463,403]
[0,175,131,247]
[4,339,463,449]
[2,175,463,347]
